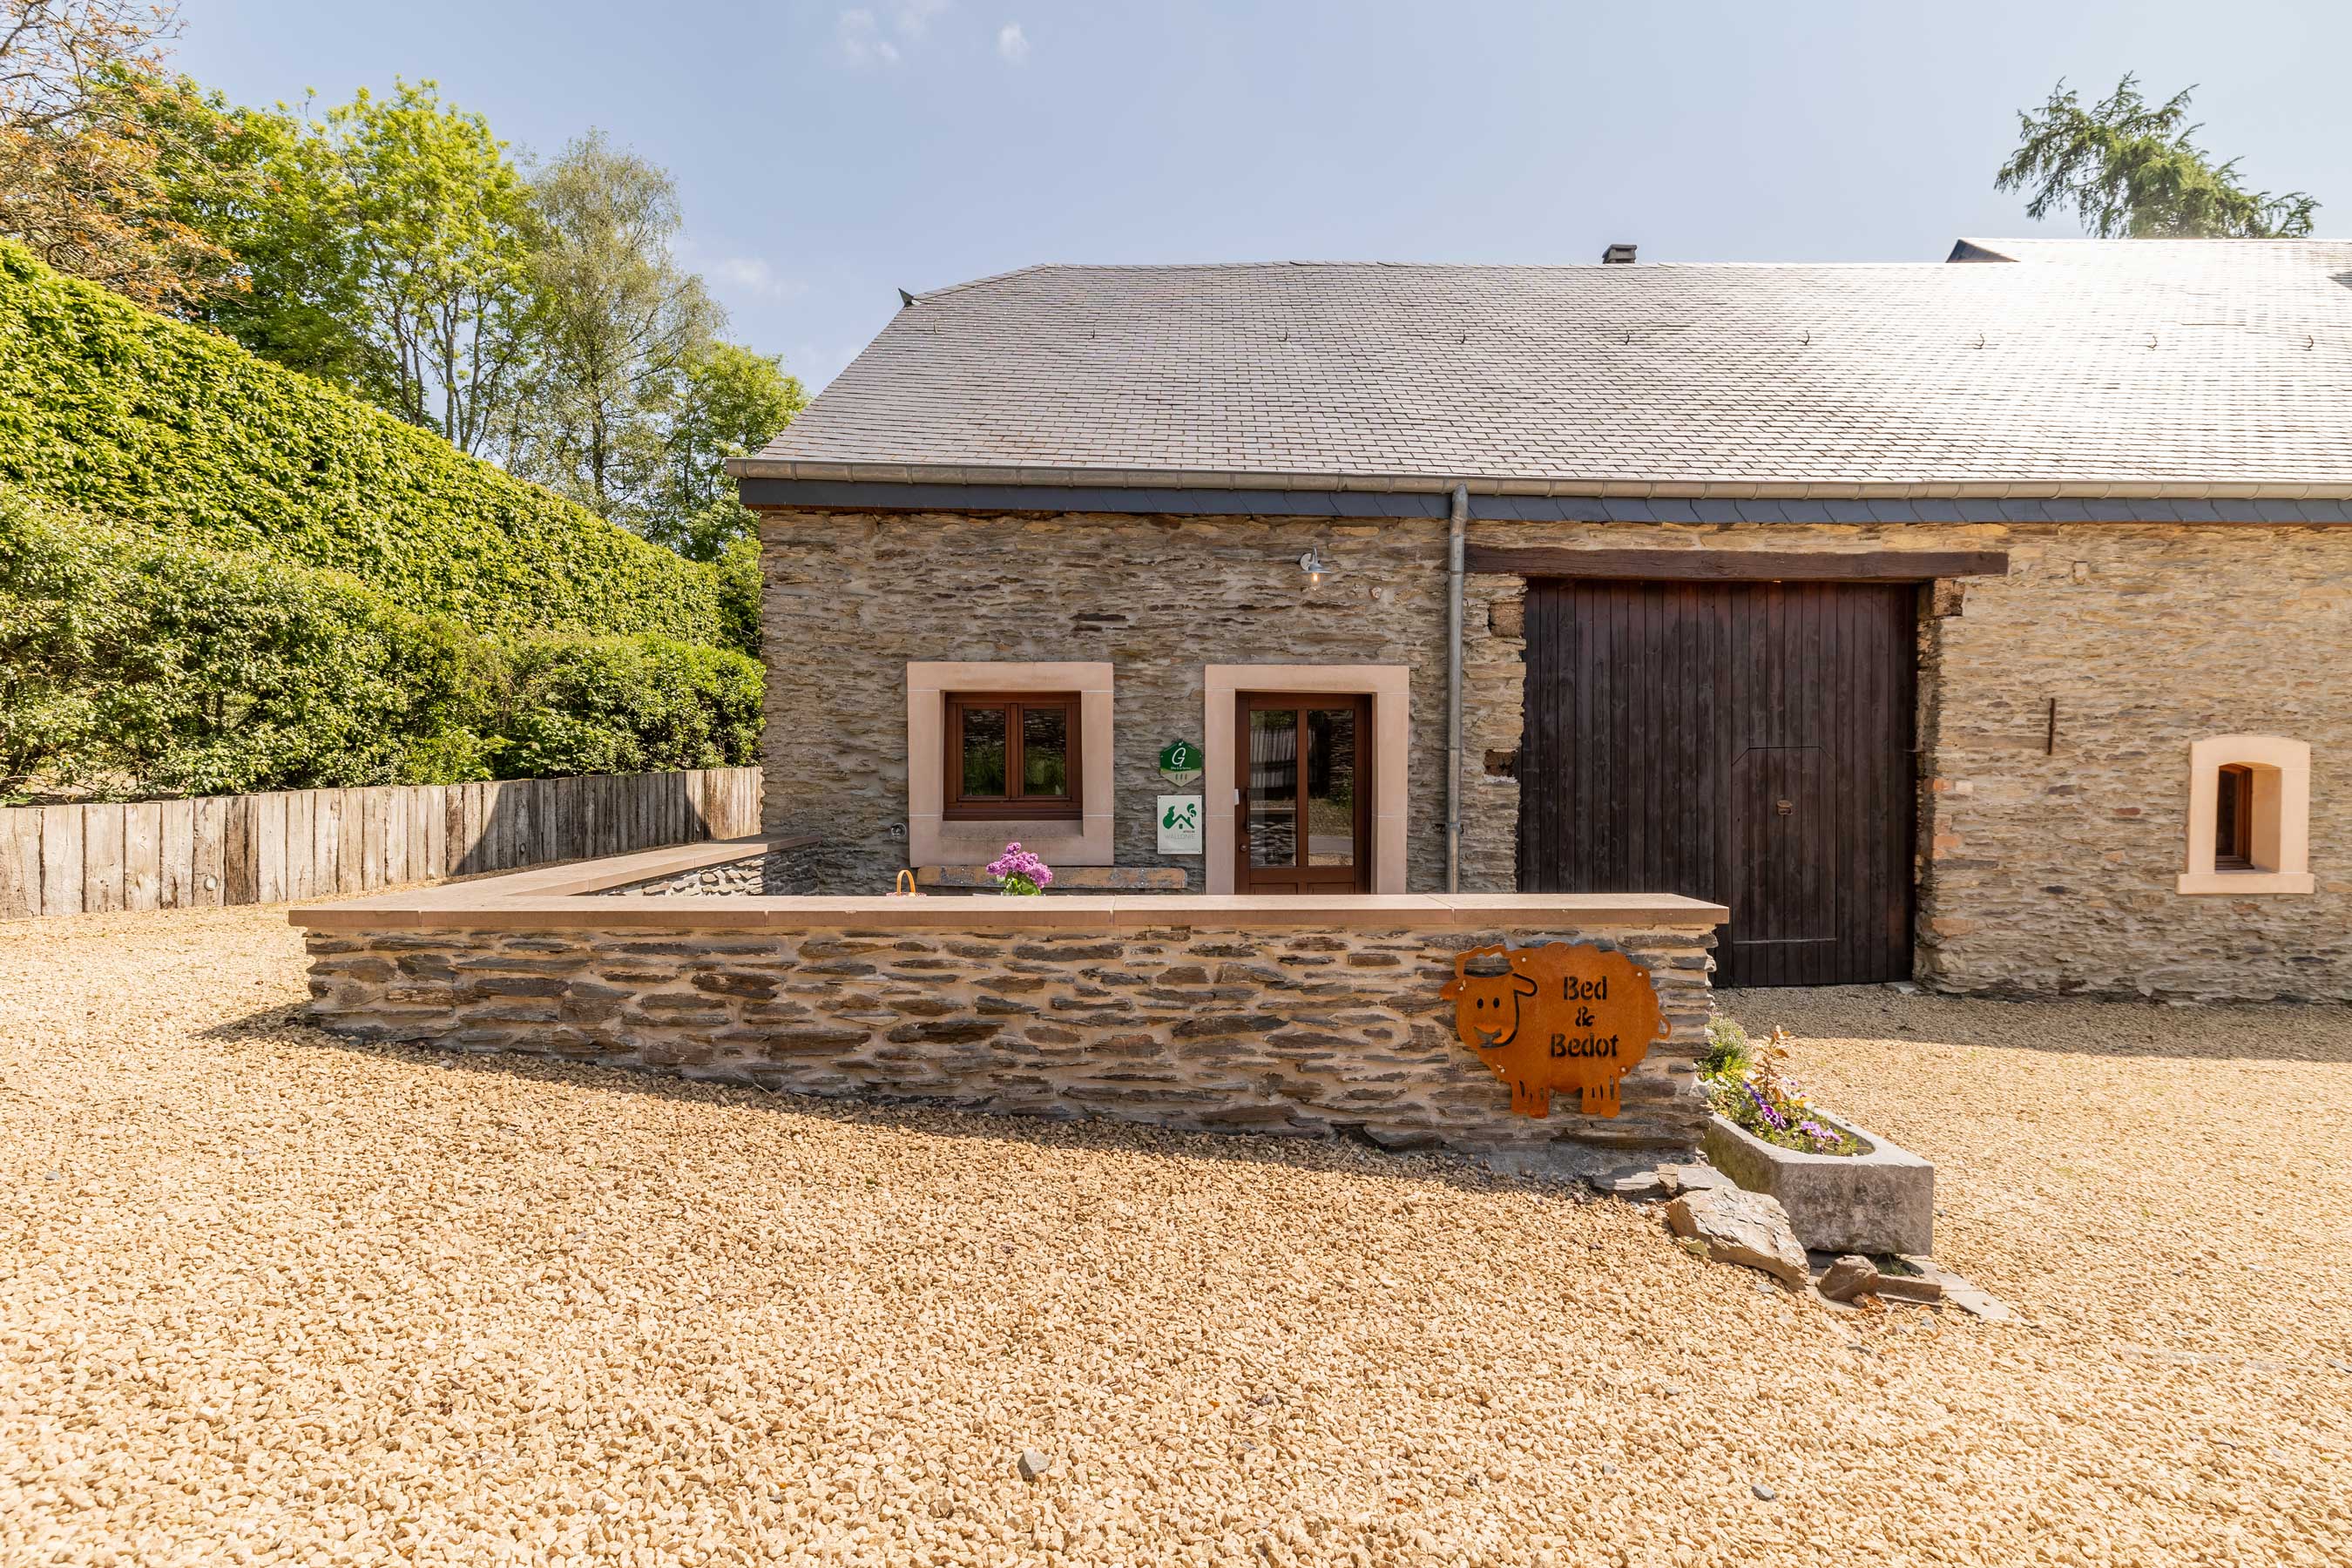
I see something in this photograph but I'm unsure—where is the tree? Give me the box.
[1998,75,2318,239]
[301,80,537,454]
[504,129,720,520]
[643,339,806,560]
[0,1,239,311]
[150,78,383,395]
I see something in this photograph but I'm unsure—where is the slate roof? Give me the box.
[733,239,2352,498]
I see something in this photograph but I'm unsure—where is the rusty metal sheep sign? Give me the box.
[1442,943,1666,1119]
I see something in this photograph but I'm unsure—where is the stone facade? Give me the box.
[303,918,1716,1159]
[761,510,2352,999]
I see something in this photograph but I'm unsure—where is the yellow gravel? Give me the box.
[3,907,2349,1567]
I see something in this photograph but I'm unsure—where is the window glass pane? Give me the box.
[1305,706,1357,865]
[1021,706,1070,797]
[960,706,1007,797]
[1247,709,1298,868]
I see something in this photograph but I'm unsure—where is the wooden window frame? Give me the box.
[943,693,1083,821]
[2213,763,2255,871]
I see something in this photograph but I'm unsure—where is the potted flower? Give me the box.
[1696,1018,1936,1256]
[985,841,1054,896]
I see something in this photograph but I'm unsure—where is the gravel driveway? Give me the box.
[3,908,2348,1567]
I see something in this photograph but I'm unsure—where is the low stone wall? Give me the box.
[593,843,823,898]
[297,892,1722,1161]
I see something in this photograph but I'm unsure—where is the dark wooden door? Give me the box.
[1517,580,1916,987]
[1235,693,1373,894]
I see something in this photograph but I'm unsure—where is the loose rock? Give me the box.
[1817,1254,1881,1303]
[1664,1186,1808,1288]
[1017,1449,1053,1482]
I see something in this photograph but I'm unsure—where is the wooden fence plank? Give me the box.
[425,787,447,881]
[446,785,470,878]
[476,781,503,872]
[314,790,340,897]
[226,795,257,905]
[255,794,287,903]
[190,799,226,907]
[122,802,161,911]
[335,788,365,895]
[193,794,227,906]
[0,809,39,919]
[376,787,399,888]
[83,803,125,913]
[531,779,558,865]
[376,787,401,889]
[355,787,380,891]
[40,806,82,916]
[158,799,196,909]
[285,791,314,901]
[403,787,428,883]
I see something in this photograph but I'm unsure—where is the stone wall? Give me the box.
[591,843,824,898]
[761,510,2352,998]
[302,919,1716,1160]
[759,510,1456,895]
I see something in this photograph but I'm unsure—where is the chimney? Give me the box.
[1601,243,1638,265]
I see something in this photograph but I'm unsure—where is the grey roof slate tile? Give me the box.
[742,240,2352,493]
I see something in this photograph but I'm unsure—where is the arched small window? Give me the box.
[2180,738,2314,896]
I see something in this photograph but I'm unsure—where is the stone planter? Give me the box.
[1701,1112,1934,1256]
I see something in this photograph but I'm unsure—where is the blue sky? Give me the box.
[175,0,2349,391]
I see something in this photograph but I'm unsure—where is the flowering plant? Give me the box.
[985,841,1053,896]
[1700,1023,1862,1157]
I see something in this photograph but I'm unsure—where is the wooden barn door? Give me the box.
[1517,579,1916,988]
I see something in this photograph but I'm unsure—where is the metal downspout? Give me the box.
[1445,483,1467,893]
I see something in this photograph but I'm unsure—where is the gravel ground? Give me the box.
[3,908,2349,1568]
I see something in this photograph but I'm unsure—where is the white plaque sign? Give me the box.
[1156,794,1204,855]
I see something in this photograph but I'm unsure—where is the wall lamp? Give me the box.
[1298,546,1334,587]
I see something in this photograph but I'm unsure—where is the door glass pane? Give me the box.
[1304,706,1357,865]
[1247,709,1298,868]
[1021,706,1070,797]
[960,707,1007,796]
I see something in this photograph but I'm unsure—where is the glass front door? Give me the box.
[1236,693,1372,893]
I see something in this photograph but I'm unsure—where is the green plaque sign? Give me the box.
[1159,739,1203,787]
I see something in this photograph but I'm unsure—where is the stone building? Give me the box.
[733,239,2352,1000]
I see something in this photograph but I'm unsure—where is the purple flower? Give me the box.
[986,841,1054,891]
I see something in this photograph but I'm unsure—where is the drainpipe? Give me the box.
[1445,483,1468,893]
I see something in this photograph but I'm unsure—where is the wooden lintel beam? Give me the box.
[1462,546,2011,581]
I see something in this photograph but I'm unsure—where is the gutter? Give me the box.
[724,456,2352,502]
[1444,484,1467,895]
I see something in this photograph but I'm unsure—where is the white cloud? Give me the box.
[835,9,900,66]
[674,238,807,303]
[706,255,806,302]
[894,0,950,39]
[836,2,960,66]
[997,22,1029,64]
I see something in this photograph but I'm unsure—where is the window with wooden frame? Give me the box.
[2178,736,2314,896]
[943,693,1082,820]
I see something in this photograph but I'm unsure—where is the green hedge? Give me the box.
[2,490,761,799]
[0,240,727,645]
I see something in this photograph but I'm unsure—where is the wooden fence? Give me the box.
[0,767,762,921]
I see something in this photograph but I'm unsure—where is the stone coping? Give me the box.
[915,864,1190,891]
[287,835,1729,935]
